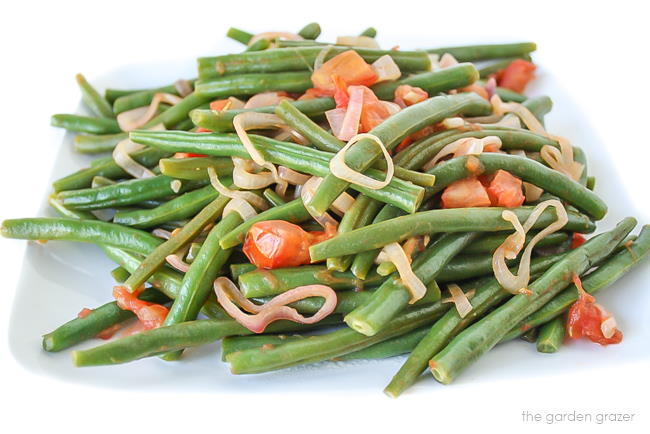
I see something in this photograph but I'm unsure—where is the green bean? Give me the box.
[495,87,527,103]
[56,176,206,210]
[221,334,305,361]
[113,81,194,115]
[573,146,588,186]
[226,27,254,44]
[328,195,382,272]
[191,97,335,133]
[477,55,532,78]
[197,47,431,79]
[123,195,233,291]
[185,242,202,263]
[112,184,223,228]
[502,225,650,341]
[230,262,257,280]
[262,188,287,207]
[245,38,271,52]
[75,73,114,118]
[428,217,636,384]
[274,100,435,188]
[383,253,563,397]
[72,316,344,366]
[219,198,311,249]
[158,157,234,180]
[520,328,539,343]
[587,176,596,191]
[1,218,162,255]
[51,114,121,134]
[394,126,558,170]
[110,266,130,283]
[345,232,478,336]
[73,132,128,154]
[359,27,377,38]
[161,213,242,360]
[536,317,565,353]
[305,91,491,216]
[130,130,425,213]
[53,147,172,192]
[350,205,404,279]
[105,88,140,104]
[310,206,596,261]
[463,231,569,255]
[425,154,607,219]
[42,288,169,352]
[238,265,386,298]
[147,92,212,129]
[426,42,537,62]
[298,22,321,39]
[91,175,116,188]
[225,301,448,374]
[195,71,313,98]
[371,63,480,100]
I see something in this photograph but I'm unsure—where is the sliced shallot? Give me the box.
[423,136,502,170]
[371,55,401,83]
[329,133,394,190]
[113,139,156,179]
[116,93,183,132]
[248,32,303,46]
[223,197,258,221]
[174,79,193,97]
[335,35,380,49]
[380,242,427,303]
[445,284,474,318]
[214,277,337,333]
[232,157,276,190]
[207,166,269,211]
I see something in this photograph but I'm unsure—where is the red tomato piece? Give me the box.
[298,87,334,100]
[495,59,536,93]
[209,99,230,111]
[358,86,390,132]
[566,274,622,345]
[460,83,489,100]
[113,286,169,330]
[77,308,93,318]
[571,233,587,249]
[332,74,350,108]
[311,50,378,91]
[173,152,208,158]
[196,128,212,133]
[485,170,525,208]
[441,177,492,209]
[394,85,428,107]
[243,220,335,269]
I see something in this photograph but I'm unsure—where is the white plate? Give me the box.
[7,57,650,394]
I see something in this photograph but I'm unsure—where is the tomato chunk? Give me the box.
[359,86,390,132]
[441,177,492,208]
[209,99,230,111]
[571,233,587,249]
[243,220,334,269]
[566,273,622,345]
[495,59,536,93]
[485,170,525,208]
[113,286,169,330]
[311,50,378,91]
[394,85,428,107]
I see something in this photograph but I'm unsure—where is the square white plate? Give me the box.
[7,56,650,395]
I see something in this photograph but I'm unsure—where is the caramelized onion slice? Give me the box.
[214,277,337,333]
[117,93,183,132]
[232,157,276,190]
[380,242,427,303]
[445,284,474,318]
[207,167,268,211]
[423,136,502,170]
[223,197,258,221]
[371,55,401,83]
[335,35,380,49]
[330,133,394,190]
[492,199,569,294]
[113,139,156,179]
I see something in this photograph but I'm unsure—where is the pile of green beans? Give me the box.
[6,27,649,398]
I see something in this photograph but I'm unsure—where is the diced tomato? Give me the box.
[299,87,334,100]
[311,50,378,91]
[77,308,124,339]
[396,136,414,153]
[571,233,587,249]
[394,85,428,108]
[359,87,390,132]
[566,273,622,345]
[77,308,92,318]
[332,75,350,108]
[174,152,208,158]
[243,220,335,269]
[495,59,536,93]
[113,286,169,330]
[485,170,525,208]
[441,177,492,209]
[196,128,212,133]
[209,99,230,111]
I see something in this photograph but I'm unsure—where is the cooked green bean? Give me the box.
[238,265,386,298]
[426,42,537,62]
[130,130,425,213]
[345,232,478,336]
[305,91,491,216]
[477,55,532,78]
[110,266,130,283]
[310,206,596,261]
[463,231,569,255]
[359,27,377,38]
[1,218,162,255]
[42,288,169,352]
[197,47,431,79]
[158,157,234,180]
[51,114,121,134]
[298,22,321,39]
[195,71,313,98]
[429,217,635,384]
[75,73,114,118]
[262,188,287,207]
[425,153,607,219]
[73,132,128,154]
[226,27,253,44]
[536,317,565,353]
[502,225,650,341]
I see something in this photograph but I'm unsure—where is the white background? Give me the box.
[1,0,649,432]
